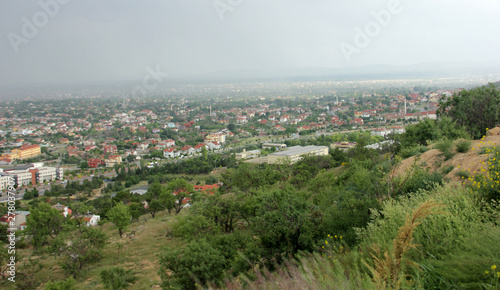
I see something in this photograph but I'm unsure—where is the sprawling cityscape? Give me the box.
[2,1,500,289]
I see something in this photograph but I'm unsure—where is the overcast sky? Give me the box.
[1,0,499,86]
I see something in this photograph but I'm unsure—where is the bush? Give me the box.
[394,166,444,197]
[171,214,221,240]
[399,145,429,159]
[455,139,471,153]
[439,165,454,175]
[435,139,455,161]
[435,139,453,153]
[159,239,226,289]
[100,267,137,290]
[455,170,469,179]
[44,278,77,290]
[357,183,499,289]
[479,146,495,155]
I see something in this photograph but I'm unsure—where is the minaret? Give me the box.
[210,105,212,117]
[404,99,407,115]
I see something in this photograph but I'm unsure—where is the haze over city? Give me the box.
[1,0,500,88]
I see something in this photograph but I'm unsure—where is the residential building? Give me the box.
[163,148,179,158]
[206,141,221,151]
[193,183,221,195]
[103,145,118,154]
[371,128,392,137]
[193,143,206,152]
[180,146,195,155]
[3,144,42,160]
[87,159,104,168]
[81,215,100,226]
[0,211,29,232]
[52,203,72,218]
[105,155,122,167]
[204,134,226,144]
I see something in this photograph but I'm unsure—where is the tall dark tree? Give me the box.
[438,84,500,139]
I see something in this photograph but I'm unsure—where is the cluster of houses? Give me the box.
[0,202,100,233]
[163,141,221,158]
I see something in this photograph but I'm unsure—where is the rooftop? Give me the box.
[269,145,328,157]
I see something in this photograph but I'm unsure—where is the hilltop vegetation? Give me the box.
[2,85,500,289]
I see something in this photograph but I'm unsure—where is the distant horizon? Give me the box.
[1,61,500,90]
[2,1,500,89]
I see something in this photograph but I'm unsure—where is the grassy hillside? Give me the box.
[2,210,184,289]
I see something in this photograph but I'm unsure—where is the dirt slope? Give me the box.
[395,128,500,182]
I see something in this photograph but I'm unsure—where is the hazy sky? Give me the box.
[1,0,499,86]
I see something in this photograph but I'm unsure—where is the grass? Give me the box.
[7,210,187,290]
[455,139,471,153]
[435,139,453,153]
[364,200,444,289]
[479,146,495,155]
[439,165,454,175]
[435,139,455,161]
[455,170,470,179]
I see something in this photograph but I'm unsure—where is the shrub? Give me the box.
[439,165,454,175]
[435,139,455,160]
[455,139,471,153]
[399,145,429,159]
[357,183,499,289]
[159,239,226,289]
[100,267,137,290]
[395,167,444,197]
[44,278,77,290]
[455,170,469,179]
[435,139,453,153]
[479,146,495,155]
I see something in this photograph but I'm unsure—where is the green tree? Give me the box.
[252,188,324,265]
[107,203,131,237]
[438,84,500,139]
[159,239,226,289]
[166,179,194,214]
[146,199,164,218]
[201,146,208,161]
[57,227,107,278]
[26,202,66,248]
[128,202,145,220]
[227,123,236,133]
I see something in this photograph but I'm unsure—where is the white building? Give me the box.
[0,172,12,191]
[2,164,63,187]
[267,146,329,164]
[163,148,180,158]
